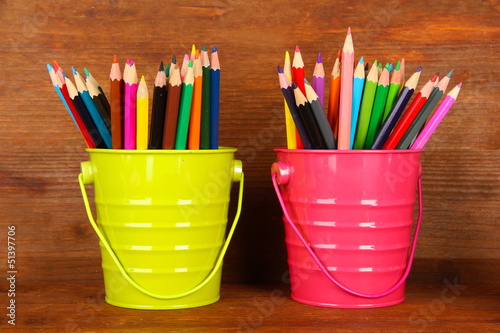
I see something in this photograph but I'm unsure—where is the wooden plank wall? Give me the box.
[0,0,499,287]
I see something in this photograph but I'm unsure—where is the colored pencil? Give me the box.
[399,58,406,94]
[149,61,167,149]
[292,45,305,148]
[124,60,138,149]
[354,60,378,149]
[278,66,313,149]
[338,27,354,150]
[377,62,383,78]
[162,65,182,149]
[180,53,189,81]
[327,50,341,139]
[48,63,79,128]
[86,73,111,132]
[411,82,462,150]
[175,60,195,149]
[396,69,453,149]
[351,56,366,149]
[188,52,203,150]
[136,76,149,150]
[66,75,106,148]
[190,44,196,62]
[370,66,422,149]
[84,67,110,113]
[209,46,220,149]
[365,66,390,148]
[200,46,211,149]
[73,67,112,149]
[312,53,325,107]
[383,74,438,149]
[293,82,325,149]
[109,55,123,149]
[383,60,402,122]
[304,78,336,149]
[283,51,297,149]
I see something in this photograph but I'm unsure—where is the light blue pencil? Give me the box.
[350,56,365,149]
[47,64,79,129]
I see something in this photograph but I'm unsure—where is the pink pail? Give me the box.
[272,149,423,308]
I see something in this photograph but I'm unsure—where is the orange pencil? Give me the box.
[188,50,203,149]
[327,50,341,139]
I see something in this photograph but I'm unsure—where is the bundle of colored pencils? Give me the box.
[48,45,221,150]
[278,28,462,150]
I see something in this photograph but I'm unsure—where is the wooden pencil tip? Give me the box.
[303,78,311,86]
[63,72,68,78]
[191,44,196,55]
[295,45,300,53]
[347,27,351,35]
[84,67,90,77]
[416,66,422,73]
[457,82,462,88]
[172,55,177,64]
[285,51,290,61]
[378,63,382,69]
[184,54,189,60]
[47,63,53,72]
[395,61,401,71]
[292,81,298,89]
[188,60,193,67]
[446,69,454,78]
[359,56,364,64]
[53,59,60,67]
[141,75,146,83]
[212,45,217,53]
[431,75,438,82]
[202,44,207,52]
[159,61,164,71]
[113,55,118,63]
[317,53,322,63]
[72,66,77,75]
[130,59,135,66]
[337,49,341,58]
[196,49,200,58]
[277,65,284,74]
[126,57,130,65]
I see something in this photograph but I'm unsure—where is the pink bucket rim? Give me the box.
[274,148,423,154]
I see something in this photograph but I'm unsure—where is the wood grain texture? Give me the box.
[0,0,499,329]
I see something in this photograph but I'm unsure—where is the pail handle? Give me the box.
[78,171,244,300]
[272,167,423,299]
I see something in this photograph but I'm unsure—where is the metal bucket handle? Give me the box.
[271,161,422,299]
[78,162,243,300]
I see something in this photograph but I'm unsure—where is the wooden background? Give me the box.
[1,0,499,331]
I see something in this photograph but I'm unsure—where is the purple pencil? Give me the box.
[312,53,325,107]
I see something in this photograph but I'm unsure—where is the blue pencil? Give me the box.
[73,67,112,149]
[209,46,220,149]
[350,56,365,149]
[47,64,79,129]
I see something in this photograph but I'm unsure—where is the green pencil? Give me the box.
[200,45,211,149]
[353,60,378,149]
[382,60,402,122]
[174,60,194,150]
[365,66,390,148]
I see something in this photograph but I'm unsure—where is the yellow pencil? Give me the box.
[136,75,149,150]
[284,51,297,149]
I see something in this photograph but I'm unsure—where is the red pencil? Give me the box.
[292,45,305,148]
[383,74,438,149]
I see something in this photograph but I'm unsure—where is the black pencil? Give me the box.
[278,66,313,149]
[149,61,168,149]
[293,82,325,149]
[304,78,337,149]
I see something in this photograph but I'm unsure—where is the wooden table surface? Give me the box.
[1,0,499,331]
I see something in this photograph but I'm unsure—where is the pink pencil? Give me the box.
[124,59,139,149]
[411,82,462,150]
[338,27,354,149]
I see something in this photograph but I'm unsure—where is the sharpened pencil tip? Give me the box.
[292,81,298,89]
[63,72,68,78]
[337,49,341,58]
[446,69,454,78]
[304,78,311,86]
[72,67,77,75]
[84,68,90,77]
[191,44,196,55]
[317,53,322,63]
[172,55,177,64]
[277,65,284,73]
[285,51,290,61]
[458,82,462,88]
[389,63,393,72]
[130,59,135,66]
[212,45,217,53]
[202,45,207,52]
[113,55,118,63]
[359,56,364,64]
[188,60,193,67]
[431,75,438,82]
[141,75,146,83]
[295,45,300,53]
[126,57,130,65]
[416,66,422,72]
[53,59,60,67]
[184,54,189,60]
[395,61,401,71]
[159,61,164,71]
[347,27,351,35]
[47,64,53,72]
